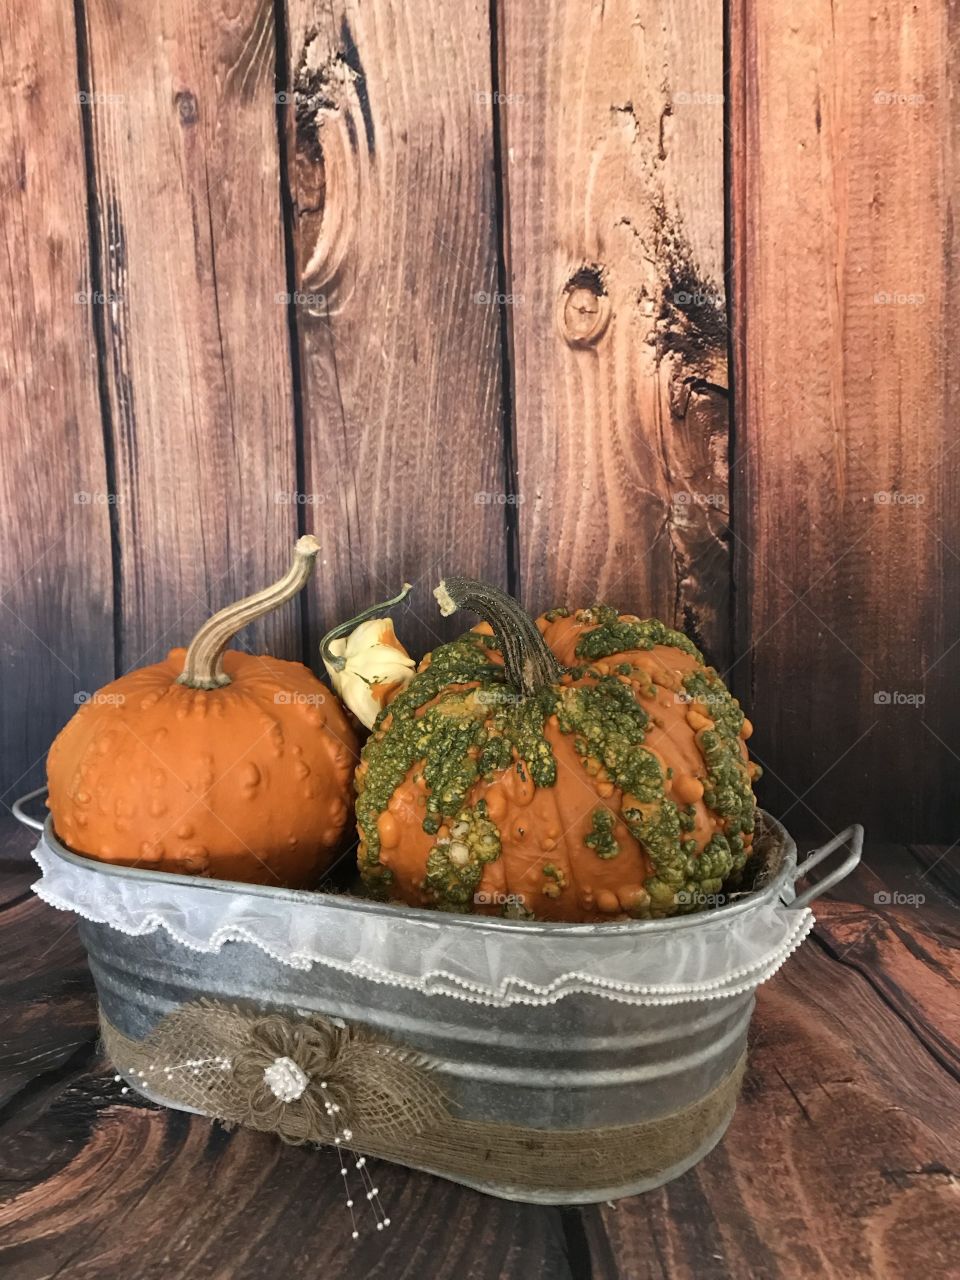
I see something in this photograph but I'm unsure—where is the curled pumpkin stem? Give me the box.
[178,535,322,690]
[434,576,564,698]
[319,582,413,674]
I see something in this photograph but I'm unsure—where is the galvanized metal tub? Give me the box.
[26,805,862,1204]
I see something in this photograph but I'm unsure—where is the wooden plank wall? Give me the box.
[729,0,959,842]
[500,0,731,670]
[82,0,301,667]
[284,0,510,659]
[0,0,955,842]
[0,2,115,812]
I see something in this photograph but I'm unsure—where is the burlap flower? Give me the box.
[101,1001,449,1148]
[230,1013,351,1145]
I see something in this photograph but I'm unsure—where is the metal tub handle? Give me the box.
[788,824,864,910]
[12,785,48,833]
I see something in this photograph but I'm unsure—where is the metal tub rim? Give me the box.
[38,808,805,936]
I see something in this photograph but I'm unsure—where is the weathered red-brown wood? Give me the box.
[0,816,97,1116]
[0,1,115,808]
[729,0,960,841]
[281,0,512,661]
[0,820,40,908]
[0,897,95,1113]
[3,0,955,848]
[0,1077,578,1279]
[808,848,960,1082]
[908,844,960,908]
[498,0,731,668]
[80,0,302,668]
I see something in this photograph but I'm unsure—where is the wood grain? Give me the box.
[0,1076,577,1280]
[908,844,960,907]
[806,846,960,1084]
[498,0,731,667]
[0,896,96,1113]
[80,0,301,670]
[0,813,97,1118]
[729,0,960,841]
[0,1,114,809]
[283,0,510,660]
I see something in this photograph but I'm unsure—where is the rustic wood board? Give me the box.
[0,811,97,1117]
[0,896,95,1114]
[80,0,302,669]
[498,0,731,668]
[0,1080,574,1280]
[1,813,957,1278]
[0,798,47,916]
[729,0,960,841]
[908,844,960,907]
[0,1,115,807]
[283,0,511,660]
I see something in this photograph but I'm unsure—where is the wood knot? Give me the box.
[558,266,611,347]
[174,90,198,126]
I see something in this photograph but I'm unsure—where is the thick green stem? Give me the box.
[319,583,413,673]
[434,576,564,696]
[178,536,322,689]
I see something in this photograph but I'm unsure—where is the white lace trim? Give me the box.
[31,833,815,1008]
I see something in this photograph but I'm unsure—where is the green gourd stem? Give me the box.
[178,536,322,690]
[434,576,564,697]
[319,582,413,673]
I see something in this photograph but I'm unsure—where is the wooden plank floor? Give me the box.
[0,817,956,1279]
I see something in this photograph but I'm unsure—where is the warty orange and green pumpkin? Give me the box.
[351,577,760,922]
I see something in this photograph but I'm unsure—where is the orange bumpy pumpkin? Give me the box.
[354,578,760,921]
[46,537,358,887]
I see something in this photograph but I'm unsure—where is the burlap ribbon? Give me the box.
[101,1003,746,1194]
[100,1001,448,1145]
